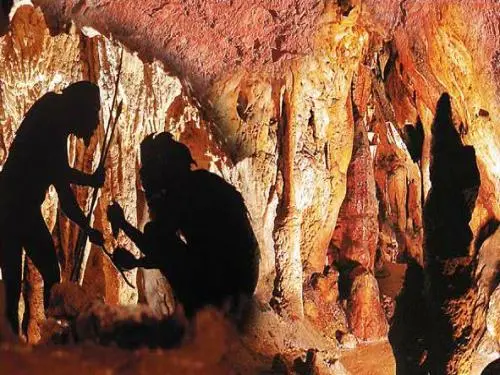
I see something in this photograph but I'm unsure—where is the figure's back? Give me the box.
[1,92,65,206]
[173,170,259,305]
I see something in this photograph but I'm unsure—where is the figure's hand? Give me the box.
[91,164,105,188]
[112,247,137,271]
[88,228,105,247]
[107,201,125,237]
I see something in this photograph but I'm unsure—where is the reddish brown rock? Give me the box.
[34,0,327,97]
[331,114,379,272]
[337,331,357,350]
[363,0,500,220]
[380,294,396,323]
[211,6,368,317]
[486,285,500,348]
[0,2,498,372]
[360,3,500,370]
[346,266,388,341]
[373,119,423,264]
[472,226,500,357]
[303,267,348,338]
[47,281,96,319]
[0,308,253,375]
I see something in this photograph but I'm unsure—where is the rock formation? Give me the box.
[346,266,388,341]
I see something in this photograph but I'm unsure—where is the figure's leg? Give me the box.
[23,213,60,310]
[0,234,23,334]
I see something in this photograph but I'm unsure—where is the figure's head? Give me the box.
[139,132,196,195]
[62,81,100,146]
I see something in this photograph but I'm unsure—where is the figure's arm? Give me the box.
[136,256,158,269]
[122,220,151,251]
[107,202,150,250]
[55,182,104,246]
[66,165,105,188]
[56,130,103,187]
[111,247,158,270]
[55,182,88,228]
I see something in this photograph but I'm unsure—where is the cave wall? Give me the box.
[211,6,368,317]
[2,2,370,323]
[361,0,500,223]
[0,5,233,341]
[359,1,500,372]
[29,0,370,316]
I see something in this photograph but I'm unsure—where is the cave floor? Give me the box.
[341,341,396,375]
[0,262,496,375]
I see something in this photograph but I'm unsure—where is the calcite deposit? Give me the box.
[331,113,379,272]
[0,0,499,374]
[346,266,388,342]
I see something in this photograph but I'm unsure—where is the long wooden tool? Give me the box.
[98,243,136,289]
[70,100,123,283]
[70,47,125,284]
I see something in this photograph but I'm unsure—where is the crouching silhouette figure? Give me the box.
[108,132,259,319]
[0,81,105,334]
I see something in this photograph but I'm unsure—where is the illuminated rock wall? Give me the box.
[0,5,230,341]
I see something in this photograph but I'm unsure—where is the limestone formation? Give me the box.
[346,266,388,342]
[303,267,348,339]
[487,286,500,349]
[331,111,379,272]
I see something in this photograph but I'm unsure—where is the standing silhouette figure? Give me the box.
[108,132,259,318]
[0,81,105,334]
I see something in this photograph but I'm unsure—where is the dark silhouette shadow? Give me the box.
[108,132,260,322]
[423,93,481,373]
[424,93,480,260]
[0,81,105,335]
[332,259,362,301]
[481,357,500,375]
[403,117,424,163]
[388,260,429,374]
[0,0,13,36]
[390,93,482,374]
[474,218,500,253]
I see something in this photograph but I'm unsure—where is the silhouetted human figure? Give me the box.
[1,0,13,14]
[108,132,259,318]
[423,93,481,373]
[0,81,105,334]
